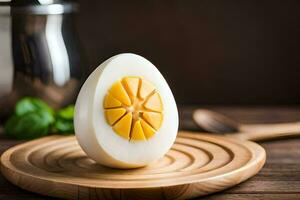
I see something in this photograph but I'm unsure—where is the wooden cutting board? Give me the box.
[0,131,266,200]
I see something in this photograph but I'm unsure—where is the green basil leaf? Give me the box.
[15,97,54,119]
[4,110,52,139]
[56,105,74,120]
[53,118,74,135]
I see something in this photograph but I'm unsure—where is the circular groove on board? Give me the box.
[1,131,266,199]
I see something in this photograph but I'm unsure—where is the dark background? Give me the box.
[76,0,300,105]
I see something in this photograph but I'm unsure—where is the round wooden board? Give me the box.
[1,131,266,200]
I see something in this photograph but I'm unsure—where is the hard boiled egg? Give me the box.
[74,53,178,168]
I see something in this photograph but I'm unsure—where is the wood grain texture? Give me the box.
[1,107,299,200]
[0,131,265,200]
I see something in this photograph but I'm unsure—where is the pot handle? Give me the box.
[0,5,13,98]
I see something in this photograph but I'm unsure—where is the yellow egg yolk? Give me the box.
[103,77,164,141]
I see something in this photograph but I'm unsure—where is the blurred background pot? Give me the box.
[0,0,87,121]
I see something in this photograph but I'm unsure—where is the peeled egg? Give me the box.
[74,53,178,168]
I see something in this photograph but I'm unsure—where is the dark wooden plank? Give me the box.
[201,194,300,200]
[225,180,300,194]
[0,176,54,200]
[0,195,54,200]
[0,107,300,200]
[180,106,300,199]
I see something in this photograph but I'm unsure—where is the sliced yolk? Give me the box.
[113,113,132,139]
[122,77,139,97]
[138,79,155,99]
[142,112,163,130]
[104,93,122,108]
[140,119,156,139]
[109,82,131,106]
[131,120,146,141]
[104,76,163,141]
[105,108,126,125]
[144,92,163,112]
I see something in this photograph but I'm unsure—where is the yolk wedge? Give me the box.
[113,113,132,139]
[142,112,163,130]
[131,120,146,140]
[105,108,126,125]
[138,79,155,99]
[122,77,139,97]
[104,93,122,108]
[144,92,163,112]
[140,119,156,139]
[109,82,131,106]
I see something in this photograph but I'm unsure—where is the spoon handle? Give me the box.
[230,122,300,141]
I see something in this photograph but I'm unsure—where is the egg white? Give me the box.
[75,53,178,168]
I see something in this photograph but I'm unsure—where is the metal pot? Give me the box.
[0,0,87,120]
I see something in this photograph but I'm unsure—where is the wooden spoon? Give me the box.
[193,109,300,141]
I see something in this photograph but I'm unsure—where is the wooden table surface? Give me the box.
[1,106,300,200]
